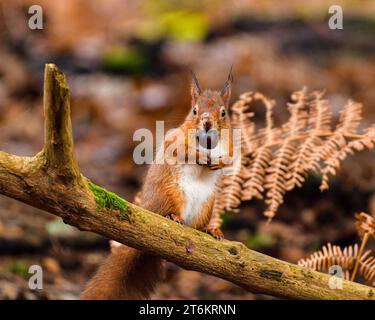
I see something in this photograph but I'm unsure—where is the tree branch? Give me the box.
[42,64,81,182]
[0,64,373,300]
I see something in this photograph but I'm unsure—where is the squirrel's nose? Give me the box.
[201,112,213,132]
[203,121,212,132]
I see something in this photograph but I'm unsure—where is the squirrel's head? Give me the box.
[187,69,233,149]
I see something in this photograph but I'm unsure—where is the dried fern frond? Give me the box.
[282,87,309,135]
[214,92,275,215]
[298,213,375,285]
[243,147,272,201]
[355,212,375,239]
[212,93,258,217]
[214,156,246,215]
[217,88,375,220]
[264,141,297,219]
[231,92,257,156]
[360,254,375,284]
[286,92,330,190]
[242,93,276,202]
[297,243,374,284]
[261,89,308,219]
[318,100,363,191]
[298,243,357,277]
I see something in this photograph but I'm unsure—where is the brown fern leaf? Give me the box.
[360,254,375,283]
[264,89,307,219]
[307,90,332,133]
[231,92,257,156]
[319,100,363,190]
[242,93,276,203]
[298,243,359,280]
[282,87,309,135]
[224,92,276,207]
[355,212,375,239]
[213,97,253,216]
[254,92,282,146]
[334,125,375,169]
[287,91,332,190]
[287,136,321,190]
[215,88,375,220]
[318,136,347,191]
[214,156,248,214]
[336,100,363,134]
[345,125,375,153]
[264,141,297,219]
[242,147,272,200]
[211,93,255,217]
[298,243,374,285]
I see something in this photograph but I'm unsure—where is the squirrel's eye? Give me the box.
[193,106,198,115]
[221,108,226,118]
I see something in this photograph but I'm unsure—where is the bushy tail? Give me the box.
[81,245,164,300]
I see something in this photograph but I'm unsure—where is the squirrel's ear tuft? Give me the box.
[220,67,233,106]
[190,70,202,103]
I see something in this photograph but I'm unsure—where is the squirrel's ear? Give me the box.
[190,70,202,103]
[220,67,233,107]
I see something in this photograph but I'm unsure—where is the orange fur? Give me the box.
[81,246,163,300]
[194,196,215,230]
[81,71,233,300]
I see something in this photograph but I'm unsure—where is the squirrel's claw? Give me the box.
[167,213,185,225]
[205,227,224,240]
[206,157,228,170]
[207,164,223,170]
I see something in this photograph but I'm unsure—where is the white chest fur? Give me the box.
[179,164,221,226]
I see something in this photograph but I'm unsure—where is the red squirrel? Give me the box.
[81,70,234,300]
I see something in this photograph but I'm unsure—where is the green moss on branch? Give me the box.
[88,180,130,220]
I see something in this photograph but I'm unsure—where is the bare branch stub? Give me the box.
[42,64,81,183]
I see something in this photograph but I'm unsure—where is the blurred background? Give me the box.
[0,0,375,299]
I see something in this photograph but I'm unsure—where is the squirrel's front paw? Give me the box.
[207,155,233,170]
[167,213,185,225]
[205,227,224,240]
[207,163,224,170]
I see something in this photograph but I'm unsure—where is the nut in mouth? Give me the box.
[196,129,219,150]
